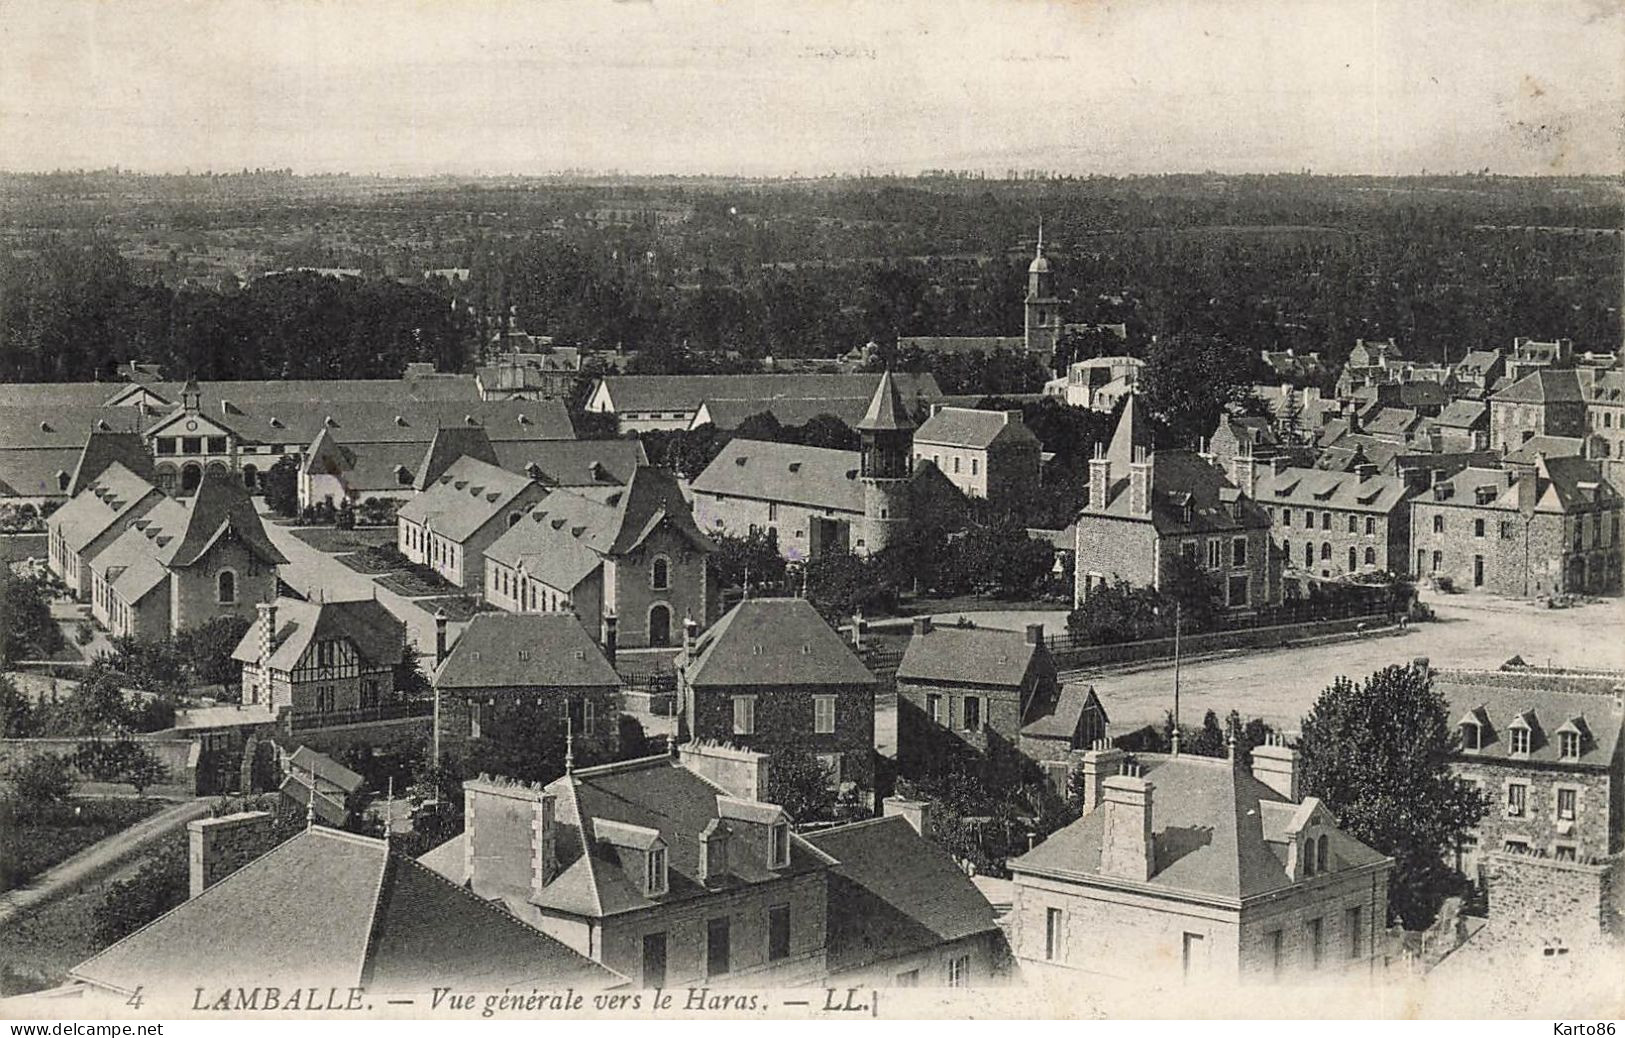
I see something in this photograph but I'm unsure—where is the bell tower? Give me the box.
[856,370,915,555]
[1024,222,1063,364]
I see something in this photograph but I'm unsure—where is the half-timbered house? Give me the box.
[233,596,407,720]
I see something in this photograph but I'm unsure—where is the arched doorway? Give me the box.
[242,463,258,490]
[648,604,671,647]
[180,463,203,494]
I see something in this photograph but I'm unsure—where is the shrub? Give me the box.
[10,753,75,805]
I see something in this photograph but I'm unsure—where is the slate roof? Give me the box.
[913,407,1039,451]
[685,597,878,689]
[412,426,499,492]
[896,623,1043,688]
[47,462,160,553]
[491,439,649,488]
[433,612,619,691]
[805,815,1000,973]
[1504,435,1585,466]
[856,370,917,433]
[69,826,620,995]
[691,438,865,513]
[691,396,869,432]
[1455,350,1503,378]
[1584,370,1625,405]
[68,431,154,496]
[229,596,406,671]
[1009,754,1388,902]
[1434,671,1625,769]
[1492,369,1586,405]
[1254,466,1410,514]
[1435,399,1489,428]
[1020,684,1106,740]
[594,373,940,415]
[1092,449,1273,535]
[1364,407,1423,437]
[897,335,1027,356]
[395,456,538,542]
[148,399,573,450]
[1426,457,1618,515]
[484,466,713,590]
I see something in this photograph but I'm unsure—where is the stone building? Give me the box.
[679,597,877,790]
[1074,395,1281,610]
[1489,369,1587,454]
[910,406,1041,504]
[1432,665,1625,879]
[482,465,715,649]
[1006,741,1391,984]
[233,596,406,719]
[583,372,940,435]
[1408,458,1622,596]
[396,456,549,591]
[46,461,164,600]
[85,470,285,642]
[431,611,623,766]
[1253,465,1413,579]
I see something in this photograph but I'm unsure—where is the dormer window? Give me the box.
[771,822,790,869]
[1460,722,1481,751]
[1560,730,1580,760]
[1509,724,1531,756]
[646,846,668,897]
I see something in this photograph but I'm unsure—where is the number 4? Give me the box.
[126,986,144,1010]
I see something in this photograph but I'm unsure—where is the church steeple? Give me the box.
[1024,221,1062,362]
[856,371,914,554]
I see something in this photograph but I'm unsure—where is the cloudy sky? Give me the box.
[1,0,1620,176]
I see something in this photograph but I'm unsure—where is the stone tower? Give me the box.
[1023,223,1063,362]
[856,370,915,555]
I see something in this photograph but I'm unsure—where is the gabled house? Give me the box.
[1490,369,1587,453]
[396,456,549,590]
[46,462,164,600]
[432,611,622,765]
[279,746,365,827]
[910,406,1041,504]
[63,812,619,1003]
[1253,465,1413,579]
[86,471,285,641]
[1429,398,1490,453]
[420,743,832,987]
[483,466,715,649]
[232,596,406,719]
[680,597,878,790]
[1007,741,1391,983]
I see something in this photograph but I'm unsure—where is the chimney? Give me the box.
[678,742,770,802]
[1025,623,1044,647]
[1128,446,1153,516]
[882,796,934,837]
[1230,450,1257,498]
[1100,774,1155,881]
[434,610,448,666]
[1078,738,1125,814]
[1355,462,1378,481]
[188,811,275,898]
[698,818,732,886]
[912,615,933,637]
[683,615,699,660]
[601,613,617,665]
[1087,443,1111,513]
[1250,733,1301,803]
[1411,656,1431,681]
[1516,471,1539,515]
[462,777,558,901]
[255,601,277,704]
[1004,409,1024,427]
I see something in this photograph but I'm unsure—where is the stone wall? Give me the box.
[688,680,875,788]
[188,810,277,897]
[0,736,199,797]
[1048,614,1398,672]
[1480,849,1622,953]
[172,539,278,636]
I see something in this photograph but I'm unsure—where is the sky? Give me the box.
[1,0,1621,177]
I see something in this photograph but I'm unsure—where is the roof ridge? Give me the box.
[555,777,605,916]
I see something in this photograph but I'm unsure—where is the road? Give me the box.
[0,798,213,927]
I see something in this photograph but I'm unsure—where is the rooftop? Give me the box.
[685,597,878,688]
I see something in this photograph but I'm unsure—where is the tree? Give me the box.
[175,616,254,687]
[0,676,36,738]
[1,573,64,663]
[1297,663,1487,928]
[93,831,188,943]
[710,529,788,593]
[804,549,894,622]
[765,746,836,823]
[10,753,75,805]
[394,642,432,700]
[120,745,168,796]
[1139,333,1254,447]
[261,455,300,517]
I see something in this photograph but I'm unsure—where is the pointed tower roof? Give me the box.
[1028,220,1050,275]
[856,370,916,433]
[1105,392,1153,471]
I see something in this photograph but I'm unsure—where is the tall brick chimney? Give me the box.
[1128,446,1153,516]
[1025,623,1044,646]
[434,609,448,666]
[882,796,934,837]
[601,613,618,665]
[188,811,276,898]
[1078,739,1125,815]
[1250,733,1301,802]
[1230,449,1257,498]
[1087,443,1111,513]
[1100,774,1155,881]
[254,601,277,704]
[678,742,770,802]
[462,777,557,901]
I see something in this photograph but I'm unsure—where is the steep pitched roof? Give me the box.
[805,815,1000,973]
[913,407,1039,450]
[47,462,160,553]
[166,469,286,569]
[856,370,917,433]
[67,430,154,496]
[685,597,878,688]
[69,826,620,995]
[395,456,538,542]
[1091,448,1273,535]
[1435,399,1488,428]
[691,438,865,512]
[691,396,869,432]
[1009,754,1387,901]
[1105,393,1152,472]
[1021,684,1107,740]
[433,613,619,691]
[491,439,648,488]
[1434,671,1624,768]
[413,426,498,491]
[1253,466,1410,515]
[896,623,1044,688]
[1492,369,1585,405]
[229,596,405,670]
[593,372,940,415]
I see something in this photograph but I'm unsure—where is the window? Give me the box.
[1433,514,1444,534]
[1320,541,1331,560]
[1045,908,1064,962]
[641,933,667,989]
[768,905,791,962]
[895,969,919,987]
[1303,838,1315,877]
[1346,907,1363,960]
[926,693,942,725]
[1320,511,1331,530]
[1557,787,1577,822]
[315,686,335,713]
[317,640,336,668]
[1232,537,1247,567]
[646,847,668,896]
[182,436,202,454]
[1227,575,1249,607]
[1507,782,1527,817]
[768,502,778,522]
[1510,726,1531,755]
[1282,508,1292,527]
[1474,518,1485,538]
[216,569,237,604]
[1181,541,1197,563]
[1317,834,1328,873]
[732,696,755,736]
[953,456,961,473]
[1554,844,1578,862]
[1207,540,1221,568]
[651,556,670,591]
[1348,515,1359,534]
[1560,731,1580,760]
[962,695,982,731]
[1431,550,1442,573]
[771,822,790,868]
[1305,542,1314,567]
[946,955,970,988]
[1348,547,1358,571]
[1306,918,1323,969]
[1267,930,1284,978]
[1182,932,1205,980]
[706,917,731,977]
[1503,838,1529,853]
[1364,547,1376,566]
[971,458,979,476]
[1460,722,1480,750]
[155,438,176,456]
[583,699,595,736]
[1365,516,1375,535]
[814,695,836,735]
[206,435,227,454]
